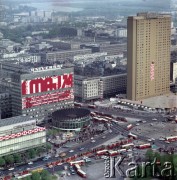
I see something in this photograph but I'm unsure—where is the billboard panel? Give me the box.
[22,73,73,95]
[22,90,74,109]
[21,73,73,109]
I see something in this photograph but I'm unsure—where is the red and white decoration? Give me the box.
[150,62,155,81]
[21,73,73,95]
[0,127,46,141]
[22,89,74,109]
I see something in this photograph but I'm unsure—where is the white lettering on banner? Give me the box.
[30,65,62,72]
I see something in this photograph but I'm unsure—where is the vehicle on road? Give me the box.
[128,132,138,139]
[91,140,96,143]
[69,166,76,175]
[77,169,87,178]
[79,147,85,151]
[152,118,157,121]
[55,154,59,158]
[43,156,51,161]
[159,137,165,141]
[59,152,67,158]
[136,143,151,149]
[102,136,106,139]
[69,150,74,153]
[8,167,14,171]
[28,162,33,165]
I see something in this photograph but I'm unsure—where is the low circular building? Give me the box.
[52,108,91,131]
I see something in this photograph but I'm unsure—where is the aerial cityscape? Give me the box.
[0,0,177,179]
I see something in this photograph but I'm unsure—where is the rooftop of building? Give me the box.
[0,61,71,74]
[0,115,35,128]
[52,108,90,121]
[129,12,171,20]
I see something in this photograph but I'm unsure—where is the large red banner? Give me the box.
[21,73,73,109]
[21,73,73,95]
[22,90,74,109]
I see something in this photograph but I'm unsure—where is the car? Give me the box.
[55,154,59,158]
[8,167,14,171]
[152,118,157,121]
[142,120,147,123]
[151,138,155,141]
[91,140,96,143]
[102,136,106,139]
[91,137,94,140]
[150,123,153,126]
[69,150,74,153]
[28,162,33,165]
[79,147,85,151]
[159,137,165,141]
[147,139,152,142]
[43,156,51,161]
[69,167,76,175]
[136,123,140,126]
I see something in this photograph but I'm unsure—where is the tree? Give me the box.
[31,172,40,180]
[41,170,50,180]
[46,143,52,151]
[0,157,5,166]
[14,153,22,163]
[145,149,154,162]
[4,155,14,164]
[28,149,36,159]
[35,147,44,156]
[24,176,31,180]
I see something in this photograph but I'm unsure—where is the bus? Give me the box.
[127,124,133,130]
[118,149,127,154]
[108,150,119,156]
[165,136,177,142]
[136,143,151,149]
[88,105,96,109]
[77,169,87,178]
[128,132,138,140]
[121,143,134,149]
[17,173,32,179]
[105,117,112,121]
[93,117,108,123]
[74,102,83,107]
[70,160,85,166]
[74,164,81,170]
[96,149,108,156]
[90,112,96,117]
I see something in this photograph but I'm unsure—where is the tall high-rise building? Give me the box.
[127,13,171,101]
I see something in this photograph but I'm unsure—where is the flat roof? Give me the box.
[0,116,34,128]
